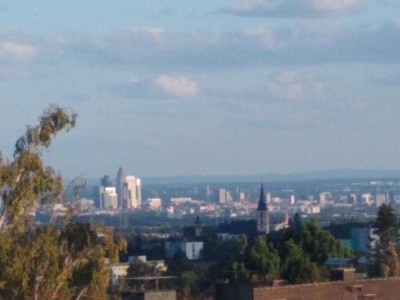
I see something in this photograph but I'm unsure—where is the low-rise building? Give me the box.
[165,240,204,261]
[350,227,378,253]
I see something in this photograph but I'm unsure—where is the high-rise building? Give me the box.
[218,189,226,204]
[99,175,113,208]
[124,176,137,208]
[257,184,269,234]
[226,191,233,202]
[120,175,142,209]
[319,192,330,205]
[239,191,245,203]
[100,187,118,209]
[116,167,125,209]
[136,178,142,207]
[267,192,272,204]
[100,175,113,188]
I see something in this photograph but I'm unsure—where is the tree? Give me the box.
[300,219,352,265]
[370,204,399,278]
[127,259,161,279]
[0,105,126,299]
[0,105,76,232]
[375,203,398,248]
[281,240,319,284]
[247,236,280,280]
[167,250,193,276]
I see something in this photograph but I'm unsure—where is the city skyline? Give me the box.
[1,1,400,179]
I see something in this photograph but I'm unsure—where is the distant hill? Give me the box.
[139,169,400,185]
[66,169,400,186]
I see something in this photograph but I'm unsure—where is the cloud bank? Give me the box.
[226,0,367,18]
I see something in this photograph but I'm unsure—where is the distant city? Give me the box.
[33,167,400,230]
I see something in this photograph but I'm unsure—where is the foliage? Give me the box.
[247,236,280,280]
[300,219,352,265]
[370,204,399,278]
[0,105,76,232]
[167,250,194,276]
[0,106,126,299]
[127,259,162,279]
[281,240,319,284]
[375,203,398,247]
[180,271,198,294]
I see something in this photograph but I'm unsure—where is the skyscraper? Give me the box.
[218,188,226,204]
[100,175,112,188]
[136,178,142,207]
[99,186,118,209]
[116,167,125,209]
[124,176,137,208]
[99,175,113,208]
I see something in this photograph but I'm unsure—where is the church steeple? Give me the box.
[257,184,269,234]
[257,184,267,211]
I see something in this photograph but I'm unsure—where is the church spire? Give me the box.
[257,184,269,234]
[257,184,267,211]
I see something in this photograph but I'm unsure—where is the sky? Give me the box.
[1,0,400,179]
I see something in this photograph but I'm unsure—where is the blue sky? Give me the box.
[1,0,400,178]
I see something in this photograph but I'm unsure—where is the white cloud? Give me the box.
[49,22,400,71]
[155,75,199,97]
[312,0,365,12]
[266,70,324,101]
[0,42,36,62]
[227,0,366,17]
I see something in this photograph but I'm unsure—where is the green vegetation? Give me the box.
[369,203,399,278]
[0,106,126,299]
[157,216,353,299]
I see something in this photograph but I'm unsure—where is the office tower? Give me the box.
[206,185,212,202]
[239,191,245,203]
[99,175,113,208]
[136,177,142,207]
[257,184,269,234]
[116,167,125,209]
[226,191,233,202]
[99,187,118,209]
[319,192,330,205]
[218,189,226,204]
[121,175,142,209]
[100,175,112,187]
[267,192,272,204]
[124,176,137,208]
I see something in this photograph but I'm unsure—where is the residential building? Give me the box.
[165,240,204,260]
